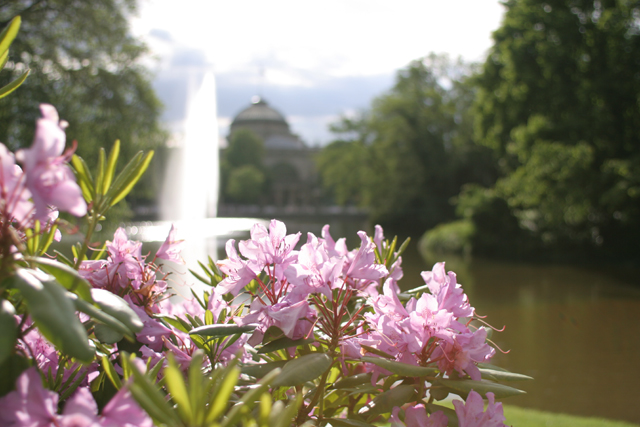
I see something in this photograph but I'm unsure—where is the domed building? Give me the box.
[222,97,320,210]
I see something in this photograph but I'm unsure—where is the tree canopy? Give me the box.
[317,55,497,233]
[0,0,166,205]
[474,0,640,258]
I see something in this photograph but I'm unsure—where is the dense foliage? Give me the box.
[317,55,497,234]
[321,1,640,262]
[0,0,166,209]
[473,0,640,260]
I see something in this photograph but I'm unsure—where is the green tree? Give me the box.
[224,128,265,169]
[226,165,265,204]
[0,0,166,207]
[474,0,640,259]
[318,55,497,233]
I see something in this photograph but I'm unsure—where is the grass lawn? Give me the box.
[503,406,639,427]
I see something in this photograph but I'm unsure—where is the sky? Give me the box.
[130,0,506,146]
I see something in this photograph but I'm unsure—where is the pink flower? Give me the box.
[216,239,261,296]
[16,104,86,218]
[421,263,474,319]
[100,388,153,427]
[155,224,185,264]
[0,367,59,426]
[390,405,448,427]
[453,391,507,427]
[0,143,33,224]
[432,328,495,381]
[347,231,388,280]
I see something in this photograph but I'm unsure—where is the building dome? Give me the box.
[233,97,287,124]
[229,97,304,149]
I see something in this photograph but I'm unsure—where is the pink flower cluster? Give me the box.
[0,368,151,427]
[343,262,494,381]
[390,390,507,427]
[216,220,391,345]
[0,104,86,230]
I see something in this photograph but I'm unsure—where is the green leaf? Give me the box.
[0,300,17,365]
[94,323,124,344]
[7,270,94,362]
[107,151,154,206]
[32,257,93,302]
[126,354,181,426]
[331,373,372,389]
[95,147,106,196]
[360,344,395,360]
[164,355,193,423]
[155,314,190,333]
[478,368,533,382]
[361,356,438,378]
[436,378,526,399]
[358,384,417,417]
[100,355,122,389]
[208,365,240,422]
[71,155,95,203]
[324,418,376,427]
[0,16,21,55]
[72,295,135,341]
[90,289,143,333]
[257,335,316,354]
[241,360,288,378]
[272,352,332,387]
[220,368,281,427]
[103,140,120,192]
[189,323,257,338]
[0,48,9,70]
[269,395,301,427]
[0,69,30,99]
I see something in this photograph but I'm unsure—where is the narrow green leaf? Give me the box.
[272,352,332,387]
[324,418,376,427]
[360,345,395,360]
[32,257,93,302]
[103,140,120,192]
[72,295,135,341]
[257,335,316,354]
[241,360,288,378]
[100,355,122,389]
[189,323,257,338]
[436,378,526,399]
[7,270,94,362]
[37,223,58,256]
[188,351,205,425]
[95,147,106,196]
[478,368,533,382]
[207,366,240,422]
[221,368,281,427]
[155,314,190,333]
[361,356,438,378]
[107,151,154,206]
[0,16,20,55]
[126,355,181,425]
[0,48,8,70]
[270,395,301,427]
[358,385,417,417]
[90,289,143,333]
[0,300,17,365]
[331,373,372,389]
[71,155,95,203]
[164,356,193,423]
[0,68,29,99]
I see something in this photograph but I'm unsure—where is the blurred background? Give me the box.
[1,0,638,424]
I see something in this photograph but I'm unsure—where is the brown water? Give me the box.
[411,252,640,424]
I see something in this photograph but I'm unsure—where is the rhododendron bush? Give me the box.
[0,17,532,427]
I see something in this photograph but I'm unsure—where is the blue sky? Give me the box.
[131,0,506,146]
